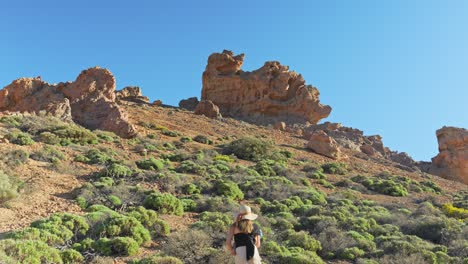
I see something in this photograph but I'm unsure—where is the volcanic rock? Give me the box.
[429,126,468,184]
[274,121,286,131]
[0,77,73,122]
[201,50,331,125]
[179,97,199,111]
[0,67,137,138]
[194,100,222,119]
[116,86,149,104]
[307,130,342,159]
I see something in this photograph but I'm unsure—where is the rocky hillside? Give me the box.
[0,52,466,264]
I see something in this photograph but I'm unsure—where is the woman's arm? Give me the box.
[225,225,236,255]
[255,234,261,248]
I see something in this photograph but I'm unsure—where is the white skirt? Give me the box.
[235,246,261,264]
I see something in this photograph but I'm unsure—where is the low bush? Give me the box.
[4,149,29,166]
[132,255,184,264]
[226,137,276,161]
[100,163,133,178]
[321,162,348,175]
[193,135,213,145]
[144,192,184,216]
[6,132,35,146]
[213,180,244,200]
[136,157,164,170]
[442,203,468,220]
[0,171,21,204]
[352,176,408,197]
[75,149,113,164]
[160,229,214,264]
[30,146,65,163]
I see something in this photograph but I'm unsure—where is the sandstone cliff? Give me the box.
[429,126,467,184]
[201,50,331,125]
[0,67,137,138]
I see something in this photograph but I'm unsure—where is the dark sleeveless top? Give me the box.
[233,224,260,260]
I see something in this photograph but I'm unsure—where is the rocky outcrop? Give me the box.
[429,126,468,184]
[194,100,222,118]
[307,131,342,159]
[0,77,73,122]
[0,67,137,138]
[201,50,331,125]
[303,122,418,170]
[115,86,149,104]
[179,97,199,111]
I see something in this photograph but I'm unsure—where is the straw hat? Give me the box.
[234,204,258,221]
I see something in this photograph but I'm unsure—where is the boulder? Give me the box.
[115,86,149,103]
[307,130,342,159]
[179,97,199,111]
[0,77,73,122]
[194,100,222,119]
[0,67,137,138]
[274,121,286,131]
[429,126,468,184]
[201,50,331,125]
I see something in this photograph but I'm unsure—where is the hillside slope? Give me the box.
[0,102,466,264]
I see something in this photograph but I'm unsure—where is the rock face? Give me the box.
[0,67,137,138]
[0,77,73,122]
[115,86,149,104]
[179,97,199,111]
[429,126,468,184]
[303,122,418,170]
[201,50,331,125]
[307,130,342,159]
[194,100,222,118]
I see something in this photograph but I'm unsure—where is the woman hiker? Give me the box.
[225,205,262,264]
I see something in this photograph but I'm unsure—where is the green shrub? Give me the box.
[100,163,133,178]
[180,136,192,143]
[161,129,180,137]
[192,211,232,232]
[321,162,348,175]
[254,160,276,177]
[226,137,277,161]
[193,135,213,145]
[4,149,29,165]
[144,192,184,216]
[352,176,408,196]
[133,255,184,264]
[0,171,21,204]
[61,249,84,264]
[286,230,322,251]
[95,214,151,245]
[77,149,112,164]
[339,247,365,260]
[126,206,170,237]
[6,132,34,145]
[213,154,235,163]
[136,157,164,170]
[38,131,61,145]
[30,146,65,163]
[108,195,122,207]
[279,248,325,264]
[176,160,206,175]
[183,183,201,195]
[214,180,244,200]
[110,237,139,256]
[0,239,62,264]
[308,170,326,179]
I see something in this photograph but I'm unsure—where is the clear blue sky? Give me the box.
[1,0,467,161]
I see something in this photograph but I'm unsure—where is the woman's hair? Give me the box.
[236,219,254,233]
